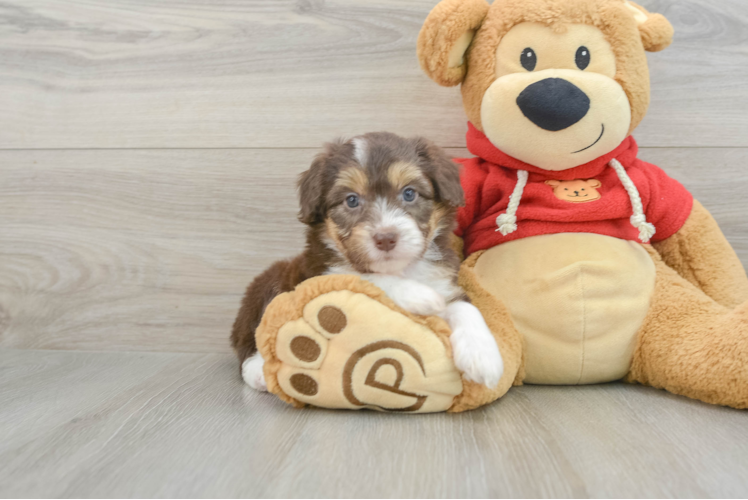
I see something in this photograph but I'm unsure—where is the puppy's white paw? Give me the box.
[242,352,268,392]
[391,281,447,316]
[451,329,503,388]
[446,302,503,388]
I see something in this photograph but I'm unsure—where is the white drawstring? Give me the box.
[494,161,655,243]
[609,158,656,243]
[495,170,528,235]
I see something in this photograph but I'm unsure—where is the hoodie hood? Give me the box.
[466,122,639,181]
[454,123,694,255]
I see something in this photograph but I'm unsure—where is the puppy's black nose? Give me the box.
[373,232,398,252]
[516,78,590,131]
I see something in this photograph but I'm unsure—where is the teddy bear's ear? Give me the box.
[545,180,561,188]
[586,179,602,189]
[625,1,674,52]
[417,0,490,87]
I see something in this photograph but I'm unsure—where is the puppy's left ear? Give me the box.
[298,143,339,225]
[625,1,674,52]
[414,138,465,207]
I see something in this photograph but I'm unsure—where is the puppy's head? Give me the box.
[298,132,464,274]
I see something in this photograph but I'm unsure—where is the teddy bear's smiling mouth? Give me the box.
[571,124,605,154]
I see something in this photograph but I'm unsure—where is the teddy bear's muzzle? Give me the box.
[516,78,591,132]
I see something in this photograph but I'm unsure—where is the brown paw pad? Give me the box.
[317,305,346,334]
[290,373,318,396]
[290,336,321,362]
[276,318,328,370]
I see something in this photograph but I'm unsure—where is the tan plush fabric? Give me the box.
[449,227,748,410]
[449,251,526,412]
[653,200,748,309]
[450,233,465,261]
[256,275,463,413]
[418,0,672,135]
[408,0,746,411]
[417,0,490,87]
[479,22,633,170]
[628,2,674,52]
[473,234,655,385]
[462,0,663,135]
[626,246,748,409]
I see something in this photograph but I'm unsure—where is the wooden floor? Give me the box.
[1,0,747,497]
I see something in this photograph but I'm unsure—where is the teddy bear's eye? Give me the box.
[521,48,537,71]
[576,46,591,70]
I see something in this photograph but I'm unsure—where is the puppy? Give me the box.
[231,132,503,392]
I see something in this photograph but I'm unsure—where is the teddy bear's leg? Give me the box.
[652,200,748,308]
[448,251,526,412]
[255,275,467,413]
[626,249,748,408]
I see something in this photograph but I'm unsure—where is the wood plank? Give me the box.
[0,0,746,149]
[2,147,747,353]
[0,148,311,353]
[0,349,746,498]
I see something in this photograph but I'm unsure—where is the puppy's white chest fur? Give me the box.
[326,258,461,303]
[401,260,462,302]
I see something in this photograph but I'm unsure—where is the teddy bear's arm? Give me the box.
[652,200,748,308]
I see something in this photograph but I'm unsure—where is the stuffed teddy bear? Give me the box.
[255,0,748,412]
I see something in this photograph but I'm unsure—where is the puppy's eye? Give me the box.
[402,188,418,202]
[521,48,537,71]
[576,46,590,70]
[345,194,360,208]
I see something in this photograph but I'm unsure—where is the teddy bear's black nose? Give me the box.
[516,78,590,132]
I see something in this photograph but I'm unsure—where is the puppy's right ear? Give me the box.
[413,137,465,207]
[417,0,489,87]
[297,151,331,225]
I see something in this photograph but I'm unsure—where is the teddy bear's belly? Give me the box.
[473,233,656,385]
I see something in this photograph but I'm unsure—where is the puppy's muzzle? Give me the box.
[517,78,590,132]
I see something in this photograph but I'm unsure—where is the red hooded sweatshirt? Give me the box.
[455,123,694,256]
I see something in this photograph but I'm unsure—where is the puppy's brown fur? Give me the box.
[231,132,464,364]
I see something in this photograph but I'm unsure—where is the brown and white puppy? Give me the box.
[231,132,503,391]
